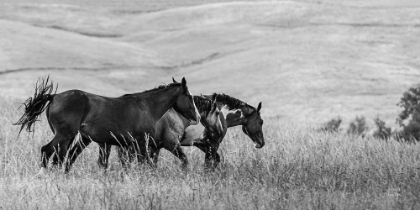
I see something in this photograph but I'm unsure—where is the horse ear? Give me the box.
[257,102,262,112]
[211,94,217,101]
[172,77,178,83]
[181,77,187,89]
[212,101,218,112]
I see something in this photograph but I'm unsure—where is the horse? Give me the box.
[174,93,264,170]
[112,93,264,171]
[94,94,225,170]
[142,94,225,169]
[14,76,201,174]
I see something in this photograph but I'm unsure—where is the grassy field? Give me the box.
[1,98,420,209]
[1,0,420,209]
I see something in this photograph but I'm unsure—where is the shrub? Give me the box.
[319,116,342,133]
[372,117,392,140]
[347,116,368,136]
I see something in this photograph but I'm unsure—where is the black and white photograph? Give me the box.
[0,0,419,209]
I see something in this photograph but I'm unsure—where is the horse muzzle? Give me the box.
[189,114,200,125]
[190,119,199,125]
[255,141,265,148]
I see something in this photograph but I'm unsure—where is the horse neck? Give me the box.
[170,109,192,128]
[219,104,248,127]
[195,102,210,119]
[140,86,182,121]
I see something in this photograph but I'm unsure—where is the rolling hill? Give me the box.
[1,0,420,127]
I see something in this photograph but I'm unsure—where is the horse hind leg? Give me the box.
[166,144,189,171]
[40,133,73,169]
[64,133,92,173]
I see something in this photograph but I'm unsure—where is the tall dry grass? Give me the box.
[1,98,420,210]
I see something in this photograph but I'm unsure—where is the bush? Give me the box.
[372,117,392,140]
[319,116,342,133]
[347,116,368,136]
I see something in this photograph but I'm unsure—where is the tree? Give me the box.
[396,84,420,141]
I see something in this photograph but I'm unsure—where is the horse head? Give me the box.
[241,102,264,148]
[172,77,201,125]
[203,95,224,138]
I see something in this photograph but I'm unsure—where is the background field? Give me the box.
[1,0,420,125]
[1,0,420,209]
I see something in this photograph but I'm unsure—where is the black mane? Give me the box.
[210,93,256,114]
[194,96,213,116]
[123,82,182,97]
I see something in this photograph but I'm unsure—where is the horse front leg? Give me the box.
[97,143,112,169]
[194,144,220,172]
[205,147,220,172]
[117,146,134,171]
[148,146,161,168]
[134,134,157,167]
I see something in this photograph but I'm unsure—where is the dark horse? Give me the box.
[103,93,264,171]
[79,94,224,170]
[14,77,200,174]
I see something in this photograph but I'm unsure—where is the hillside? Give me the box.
[1,0,420,127]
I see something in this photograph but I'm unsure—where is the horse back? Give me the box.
[80,92,153,142]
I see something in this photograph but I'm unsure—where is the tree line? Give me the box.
[319,84,420,142]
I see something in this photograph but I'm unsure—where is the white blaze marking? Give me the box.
[189,90,200,124]
[217,114,223,133]
[238,110,244,119]
[221,105,230,117]
[221,105,244,119]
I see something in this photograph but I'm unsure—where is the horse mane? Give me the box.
[211,93,256,113]
[194,96,212,116]
[123,82,182,97]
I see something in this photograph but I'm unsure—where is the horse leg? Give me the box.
[134,136,151,166]
[195,144,220,172]
[97,143,112,169]
[166,144,189,171]
[206,150,221,171]
[149,146,161,167]
[63,134,92,173]
[40,133,72,169]
[117,146,134,171]
[50,142,68,167]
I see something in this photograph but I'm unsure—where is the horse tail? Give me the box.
[14,76,57,134]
